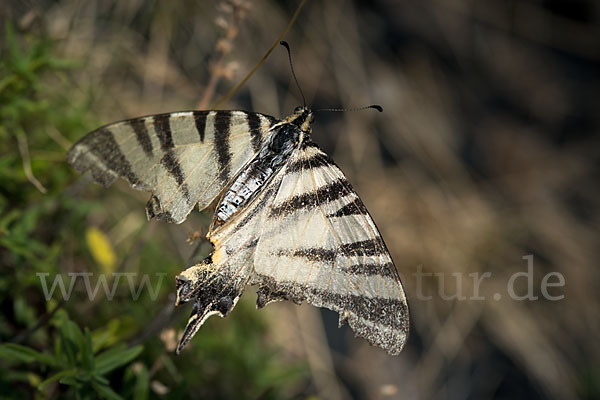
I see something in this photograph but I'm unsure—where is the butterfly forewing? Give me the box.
[67,110,277,223]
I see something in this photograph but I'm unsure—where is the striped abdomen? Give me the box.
[213,122,301,226]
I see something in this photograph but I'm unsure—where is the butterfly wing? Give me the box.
[253,141,409,355]
[67,111,278,223]
[174,165,287,353]
[173,138,408,354]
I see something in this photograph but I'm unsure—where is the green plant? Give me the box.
[0,309,143,399]
[0,20,305,400]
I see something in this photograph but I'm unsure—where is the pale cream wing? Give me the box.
[253,142,409,355]
[174,166,287,353]
[67,111,278,223]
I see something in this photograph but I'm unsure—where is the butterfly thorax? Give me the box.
[212,108,312,228]
[285,106,313,134]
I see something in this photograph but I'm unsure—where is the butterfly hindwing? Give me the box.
[67,110,277,223]
[174,166,286,353]
[252,142,409,355]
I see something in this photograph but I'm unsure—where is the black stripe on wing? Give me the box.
[153,114,174,150]
[269,178,352,217]
[287,142,336,173]
[213,111,232,185]
[247,112,263,152]
[128,119,153,157]
[67,127,138,187]
[342,262,396,277]
[193,111,208,142]
[272,238,386,262]
[259,275,408,331]
[151,115,193,203]
[159,151,192,203]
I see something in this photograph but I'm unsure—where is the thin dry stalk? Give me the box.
[15,127,47,194]
[197,0,252,109]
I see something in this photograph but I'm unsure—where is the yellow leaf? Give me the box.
[27,372,41,387]
[85,227,116,274]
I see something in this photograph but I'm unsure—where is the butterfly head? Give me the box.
[288,106,314,133]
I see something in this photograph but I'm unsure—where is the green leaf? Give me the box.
[133,364,149,400]
[92,319,121,353]
[59,319,83,366]
[0,343,57,366]
[93,373,109,385]
[74,369,93,383]
[95,344,143,375]
[58,375,78,386]
[92,380,125,400]
[82,328,95,371]
[60,321,81,365]
[13,296,37,327]
[37,368,77,390]
[62,320,84,345]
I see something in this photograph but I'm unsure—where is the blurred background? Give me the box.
[1,0,599,399]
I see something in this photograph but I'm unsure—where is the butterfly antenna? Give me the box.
[280,41,306,108]
[314,104,383,113]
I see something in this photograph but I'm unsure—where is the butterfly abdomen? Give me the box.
[213,121,302,227]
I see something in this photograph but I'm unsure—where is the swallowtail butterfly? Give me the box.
[67,65,409,356]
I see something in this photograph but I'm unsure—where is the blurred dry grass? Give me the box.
[3,0,599,399]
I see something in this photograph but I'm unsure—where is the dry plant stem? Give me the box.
[11,299,66,344]
[128,295,178,347]
[15,127,47,194]
[148,349,168,378]
[211,0,309,109]
[436,0,600,60]
[197,47,231,109]
[47,127,72,151]
[115,223,156,273]
[295,305,348,400]
[197,2,249,109]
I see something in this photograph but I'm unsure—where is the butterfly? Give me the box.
[67,104,409,355]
